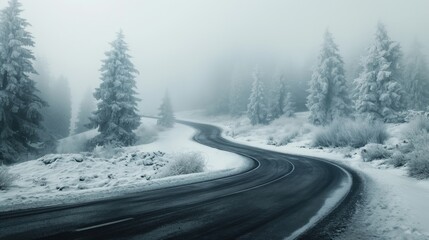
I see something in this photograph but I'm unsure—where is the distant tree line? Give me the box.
[208,23,429,126]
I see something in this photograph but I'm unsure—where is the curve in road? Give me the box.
[0,120,362,240]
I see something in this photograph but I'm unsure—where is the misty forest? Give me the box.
[1,1,429,240]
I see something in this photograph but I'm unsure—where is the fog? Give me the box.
[2,0,429,119]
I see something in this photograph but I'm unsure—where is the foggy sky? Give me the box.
[1,0,429,119]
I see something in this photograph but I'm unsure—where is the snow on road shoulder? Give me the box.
[0,118,250,212]
[178,110,429,239]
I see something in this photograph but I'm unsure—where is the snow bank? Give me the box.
[0,118,250,211]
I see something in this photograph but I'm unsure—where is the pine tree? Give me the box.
[74,87,96,134]
[354,23,406,122]
[403,41,429,111]
[0,0,46,163]
[87,31,141,148]
[307,30,352,125]
[157,90,175,128]
[247,69,268,125]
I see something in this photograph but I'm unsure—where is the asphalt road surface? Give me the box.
[0,120,362,240]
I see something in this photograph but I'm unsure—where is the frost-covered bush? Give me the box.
[403,115,429,139]
[313,118,388,148]
[267,131,299,146]
[407,132,429,179]
[361,144,392,162]
[161,152,205,177]
[0,166,16,190]
[388,152,408,167]
[399,115,429,178]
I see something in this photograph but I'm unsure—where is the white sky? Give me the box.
[1,0,429,117]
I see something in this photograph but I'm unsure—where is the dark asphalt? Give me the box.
[0,120,361,240]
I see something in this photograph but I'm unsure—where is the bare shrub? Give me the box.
[407,133,429,179]
[161,152,205,177]
[388,152,408,167]
[361,144,392,162]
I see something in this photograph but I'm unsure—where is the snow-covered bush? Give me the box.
[161,152,205,177]
[408,154,429,179]
[0,166,16,190]
[406,131,429,179]
[388,152,408,167]
[403,115,429,139]
[267,131,299,146]
[361,144,392,162]
[313,118,388,148]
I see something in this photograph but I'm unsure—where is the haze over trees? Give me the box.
[87,31,141,148]
[45,76,72,138]
[74,87,96,135]
[403,41,429,111]
[228,66,248,117]
[157,90,175,128]
[0,0,45,163]
[247,69,268,125]
[270,77,295,119]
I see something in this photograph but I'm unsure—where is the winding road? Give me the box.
[0,120,362,240]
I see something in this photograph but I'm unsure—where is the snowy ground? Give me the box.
[178,110,429,240]
[0,118,250,212]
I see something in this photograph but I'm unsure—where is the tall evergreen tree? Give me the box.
[307,30,352,125]
[354,23,406,122]
[74,87,96,134]
[247,69,268,125]
[157,90,175,128]
[403,41,429,111]
[87,31,141,148]
[0,0,46,163]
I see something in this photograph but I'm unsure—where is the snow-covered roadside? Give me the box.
[178,110,429,239]
[0,118,250,212]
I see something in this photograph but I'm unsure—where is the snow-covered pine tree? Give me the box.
[247,69,268,125]
[307,30,352,125]
[74,87,96,134]
[0,0,46,163]
[403,41,429,111]
[87,31,141,148]
[354,23,406,122]
[157,90,175,128]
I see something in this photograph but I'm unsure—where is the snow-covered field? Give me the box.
[178,110,429,240]
[0,118,250,212]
